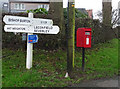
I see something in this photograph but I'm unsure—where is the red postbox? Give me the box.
[76,28,92,48]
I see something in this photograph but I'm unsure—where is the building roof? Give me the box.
[9,0,49,3]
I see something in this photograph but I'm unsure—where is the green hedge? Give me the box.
[2,13,117,50]
[2,13,66,50]
[75,18,117,46]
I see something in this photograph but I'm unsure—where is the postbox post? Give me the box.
[82,47,85,71]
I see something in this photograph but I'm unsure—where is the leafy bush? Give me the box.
[27,8,48,14]
[63,8,88,19]
[75,9,88,18]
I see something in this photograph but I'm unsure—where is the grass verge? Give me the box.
[2,39,118,87]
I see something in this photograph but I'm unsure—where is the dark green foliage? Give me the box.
[63,8,88,19]
[27,8,48,14]
[63,8,67,19]
[75,9,88,18]
[2,12,117,50]
[75,18,117,46]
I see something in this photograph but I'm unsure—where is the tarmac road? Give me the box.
[71,76,119,88]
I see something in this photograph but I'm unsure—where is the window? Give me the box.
[14,3,19,9]
[38,4,49,11]
[45,5,49,11]
[14,3,25,10]
[21,4,25,10]
[38,4,44,8]
[3,3,8,7]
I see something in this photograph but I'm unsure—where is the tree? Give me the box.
[75,9,88,18]
[49,1,64,37]
[96,9,120,28]
[112,9,120,28]
[102,1,112,27]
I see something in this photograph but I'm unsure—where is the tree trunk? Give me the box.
[102,0,112,26]
[102,0,113,41]
[49,1,65,48]
[49,1,63,33]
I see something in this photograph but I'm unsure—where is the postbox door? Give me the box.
[77,29,84,47]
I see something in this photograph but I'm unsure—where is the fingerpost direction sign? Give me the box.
[33,25,59,34]
[3,13,60,69]
[4,25,30,33]
[4,25,59,34]
[3,15,53,25]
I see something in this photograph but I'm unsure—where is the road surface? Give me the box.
[71,76,119,87]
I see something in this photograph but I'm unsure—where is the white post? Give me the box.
[26,13,33,69]
[65,72,69,78]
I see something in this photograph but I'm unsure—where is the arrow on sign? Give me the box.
[32,18,53,25]
[3,15,31,25]
[3,15,53,25]
[4,25,60,34]
[28,35,38,43]
[4,25,31,33]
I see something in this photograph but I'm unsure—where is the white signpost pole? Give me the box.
[26,13,33,69]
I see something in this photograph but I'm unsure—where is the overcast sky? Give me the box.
[63,0,119,19]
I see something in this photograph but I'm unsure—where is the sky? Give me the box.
[63,0,120,19]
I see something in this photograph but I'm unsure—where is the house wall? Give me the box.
[9,0,49,2]
[86,9,93,19]
[10,2,49,13]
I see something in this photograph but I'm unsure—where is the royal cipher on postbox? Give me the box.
[76,28,92,48]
